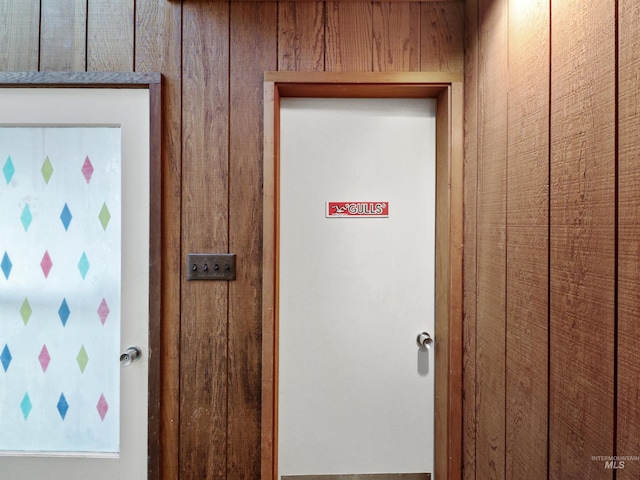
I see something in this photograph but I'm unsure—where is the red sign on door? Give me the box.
[326,202,389,218]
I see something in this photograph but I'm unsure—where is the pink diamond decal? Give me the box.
[40,250,53,278]
[81,156,94,183]
[96,393,109,421]
[39,344,51,372]
[97,298,110,325]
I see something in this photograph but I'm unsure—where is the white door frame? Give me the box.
[261,72,464,480]
[0,72,162,480]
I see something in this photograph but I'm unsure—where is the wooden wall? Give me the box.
[465,0,640,479]
[1,1,463,478]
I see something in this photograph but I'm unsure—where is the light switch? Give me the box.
[187,253,236,281]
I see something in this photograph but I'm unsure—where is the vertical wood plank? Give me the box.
[549,0,616,477]
[134,0,182,478]
[87,0,133,71]
[40,0,86,71]
[505,1,549,479]
[278,2,324,72]
[462,1,478,478]
[229,3,277,478]
[0,0,39,71]
[325,2,373,72]
[617,0,640,477]
[372,2,420,72]
[420,1,464,73]
[181,2,230,478]
[475,0,508,478]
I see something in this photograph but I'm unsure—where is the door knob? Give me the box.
[120,346,142,366]
[417,332,433,350]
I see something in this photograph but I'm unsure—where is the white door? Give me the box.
[0,88,149,479]
[278,97,436,478]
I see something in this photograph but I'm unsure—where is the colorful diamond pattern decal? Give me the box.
[96,394,109,421]
[78,252,90,279]
[1,344,12,372]
[77,345,89,373]
[58,298,70,327]
[81,156,94,183]
[20,393,32,420]
[57,393,69,420]
[3,156,15,183]
[60,203,72,231]
[0,127,122,452]
[1,252,12,279]
[21,204,33,231]
[41,156,54,184]
[98,202,111,230]
[40,250,53,278]
[38,345,51,372]
[97,298,110,325]
[20,298,32,325]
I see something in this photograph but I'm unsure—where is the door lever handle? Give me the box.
[120,346,142,366]
[417,332,433,350]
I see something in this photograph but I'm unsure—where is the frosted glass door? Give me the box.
[0,88,149,479]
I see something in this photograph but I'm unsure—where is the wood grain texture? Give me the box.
[617,0,640,477]
[180,2,230,478]
[475,0,508,478]
[88,0,133,71]
[326,2,373,71]
[0,0,39,71]
[40,0,86,71]
[505,2,549,480]
[549,0,616,477]
[372,2,420,72]
[278,2,325,71]
[228,3,277,478]
[462,1,478,478]
[420,1,463,73]
[134,0,182,478]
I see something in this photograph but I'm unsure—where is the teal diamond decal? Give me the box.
[20,393,32,420]
[21,204,33,231]
[78,252,90,279]
[3,156,14,184]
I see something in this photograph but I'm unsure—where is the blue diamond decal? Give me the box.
[78,252,90,279]
[1,344,12,372]
[3,156,14,184]
[60,203,72,231]
[21,393,32,420]
[57,393,69,420]
[1,252,12,279]
[58,298,70,326]
[21,204,33,231]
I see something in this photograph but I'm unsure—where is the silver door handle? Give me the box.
[417,332,433,350]
[120,346,142,366]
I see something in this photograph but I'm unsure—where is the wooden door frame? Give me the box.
[261,72,463,480]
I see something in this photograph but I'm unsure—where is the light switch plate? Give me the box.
[187,253,236,281]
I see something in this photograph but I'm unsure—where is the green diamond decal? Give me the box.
[41,156,53,184]
[20,298,32,325]
[76,345,89,373]
[98,202,111,230]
